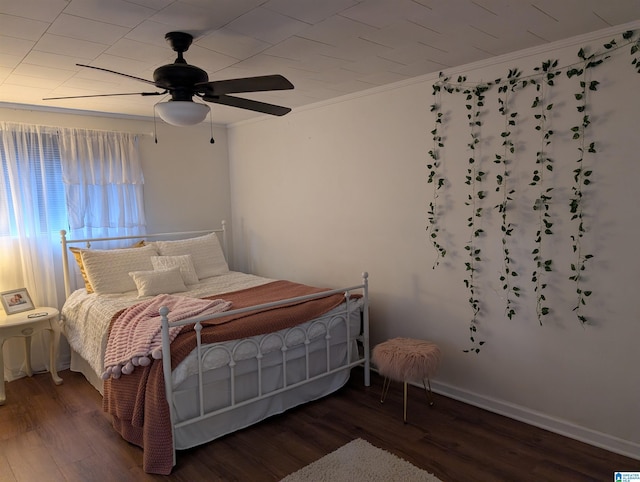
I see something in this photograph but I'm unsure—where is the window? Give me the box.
[1,125,145,241]
[0,130,67,237]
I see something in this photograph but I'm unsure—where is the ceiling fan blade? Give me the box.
[197,75,294,95]
[204,94,291,116]
[76,63,157,86]
[43,91,167,100]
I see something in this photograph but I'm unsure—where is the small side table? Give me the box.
[0,306,63,405]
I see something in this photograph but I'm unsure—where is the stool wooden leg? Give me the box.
[422,378,435,407]
[403,381,408,423]
[380,376,391,403]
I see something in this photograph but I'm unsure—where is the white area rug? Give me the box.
[280,438,442,482]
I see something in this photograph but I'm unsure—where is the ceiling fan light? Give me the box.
[155,101,209,126]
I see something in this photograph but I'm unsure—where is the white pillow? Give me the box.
[128,267,187,298]
[151,255,199,285]
[81,244,158,294]
[155,232,228,280]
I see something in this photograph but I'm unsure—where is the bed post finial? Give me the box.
[221,220,228,264]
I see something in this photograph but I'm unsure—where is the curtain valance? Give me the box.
[58,128,144,185]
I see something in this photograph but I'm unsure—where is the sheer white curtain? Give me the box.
[0,123,66,381]
[0,122,146,382]
[58,128,146,243]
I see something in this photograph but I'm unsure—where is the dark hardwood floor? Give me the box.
[0,368,636,481]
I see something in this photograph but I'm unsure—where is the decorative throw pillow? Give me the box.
[69,247,94,294]
[155,232,228,280]
[81,244,158,294]
[128,267,187,298]
[151,255,199,285]
[69,239,147,294]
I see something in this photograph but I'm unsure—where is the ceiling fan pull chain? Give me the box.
[153,106,159,144]
[209,115,215,144]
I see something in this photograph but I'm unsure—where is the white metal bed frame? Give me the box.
[59,222,370,471]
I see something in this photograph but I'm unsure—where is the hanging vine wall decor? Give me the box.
[462,81,490,353]
[529,59,560,325]
[427,29,640,351]
[426,76,447,268]
[495,69,522,321]
[565,47,605,324]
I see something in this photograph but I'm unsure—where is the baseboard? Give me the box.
[429,379,640,461]
[367,366,639,461]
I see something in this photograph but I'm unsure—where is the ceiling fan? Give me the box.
[44,32,294,125]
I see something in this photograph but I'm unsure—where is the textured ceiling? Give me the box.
[1,0,639,125]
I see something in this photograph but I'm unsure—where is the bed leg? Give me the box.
[364,358,371,386]
[362,271,370,387]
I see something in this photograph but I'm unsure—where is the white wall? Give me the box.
[227,24,640,458]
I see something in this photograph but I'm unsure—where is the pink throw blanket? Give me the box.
[102,294,232,379]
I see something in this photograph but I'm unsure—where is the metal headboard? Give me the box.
[59,221,227,299]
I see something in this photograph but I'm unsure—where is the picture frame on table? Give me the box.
[0,288,35,315]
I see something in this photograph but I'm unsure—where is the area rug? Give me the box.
[280,438,442,482]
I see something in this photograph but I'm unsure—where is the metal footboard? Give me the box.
[159,272,369,466]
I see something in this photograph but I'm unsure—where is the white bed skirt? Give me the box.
[174,366,351,450]
[69,344,352,451]
[70,349,104,394]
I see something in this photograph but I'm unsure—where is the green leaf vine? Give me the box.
[426,75,447,267]
[528,59,560,324]
[564,40,610,323]
[463,80,489,353]
[628,30,640,72]
[494,68,522,320]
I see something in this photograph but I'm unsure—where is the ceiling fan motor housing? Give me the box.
[153,63,208,101]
